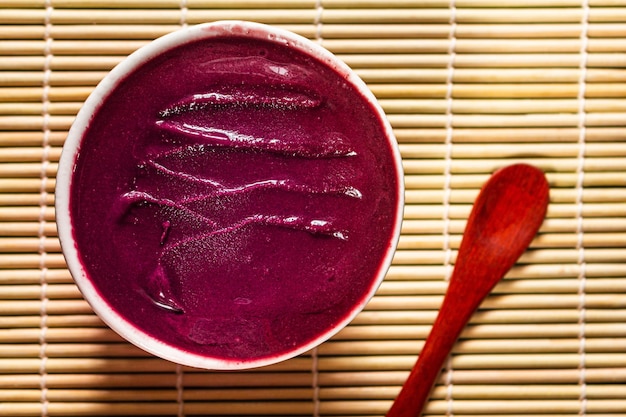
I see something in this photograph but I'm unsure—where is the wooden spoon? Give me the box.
[386,163,550,417]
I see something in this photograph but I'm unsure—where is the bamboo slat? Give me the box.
[1,383,626,403]
[2,399,626,416]
[0,0,623,8]
[5,367,623,391]
[2,52,626,71]
[4,337,626,359]
[385,263,626,280]
[0,7,624,25]
[1,349,626,373]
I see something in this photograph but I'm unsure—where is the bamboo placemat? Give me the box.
[1,0,625,416]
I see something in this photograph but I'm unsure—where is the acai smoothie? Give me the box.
[57,21,403,369]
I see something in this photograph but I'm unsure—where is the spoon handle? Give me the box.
[386,164,550,417]
[385,284,474,417]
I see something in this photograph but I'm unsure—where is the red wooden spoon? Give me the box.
[386,163,550,417]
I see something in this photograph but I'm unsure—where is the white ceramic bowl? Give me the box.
[56,21,404,370]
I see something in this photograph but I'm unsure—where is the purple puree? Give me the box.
[70,35,399,362]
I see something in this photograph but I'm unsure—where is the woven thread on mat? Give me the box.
[443,1,457,415]
[38,2,54,416]
[312,347,321,417]
[442,0,456,283]
[576,0,590,414]
[176,364,185,417]
[315,0,324,45]
[180,0,188,28]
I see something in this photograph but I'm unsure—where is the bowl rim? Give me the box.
[55,20,405,370]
